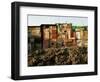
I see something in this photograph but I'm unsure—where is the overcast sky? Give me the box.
[28,15,88,26]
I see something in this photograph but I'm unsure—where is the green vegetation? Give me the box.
[28,46,88,66]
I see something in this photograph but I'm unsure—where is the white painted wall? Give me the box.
[0,0,99,81]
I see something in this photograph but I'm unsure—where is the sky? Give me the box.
[28,15,88,26]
